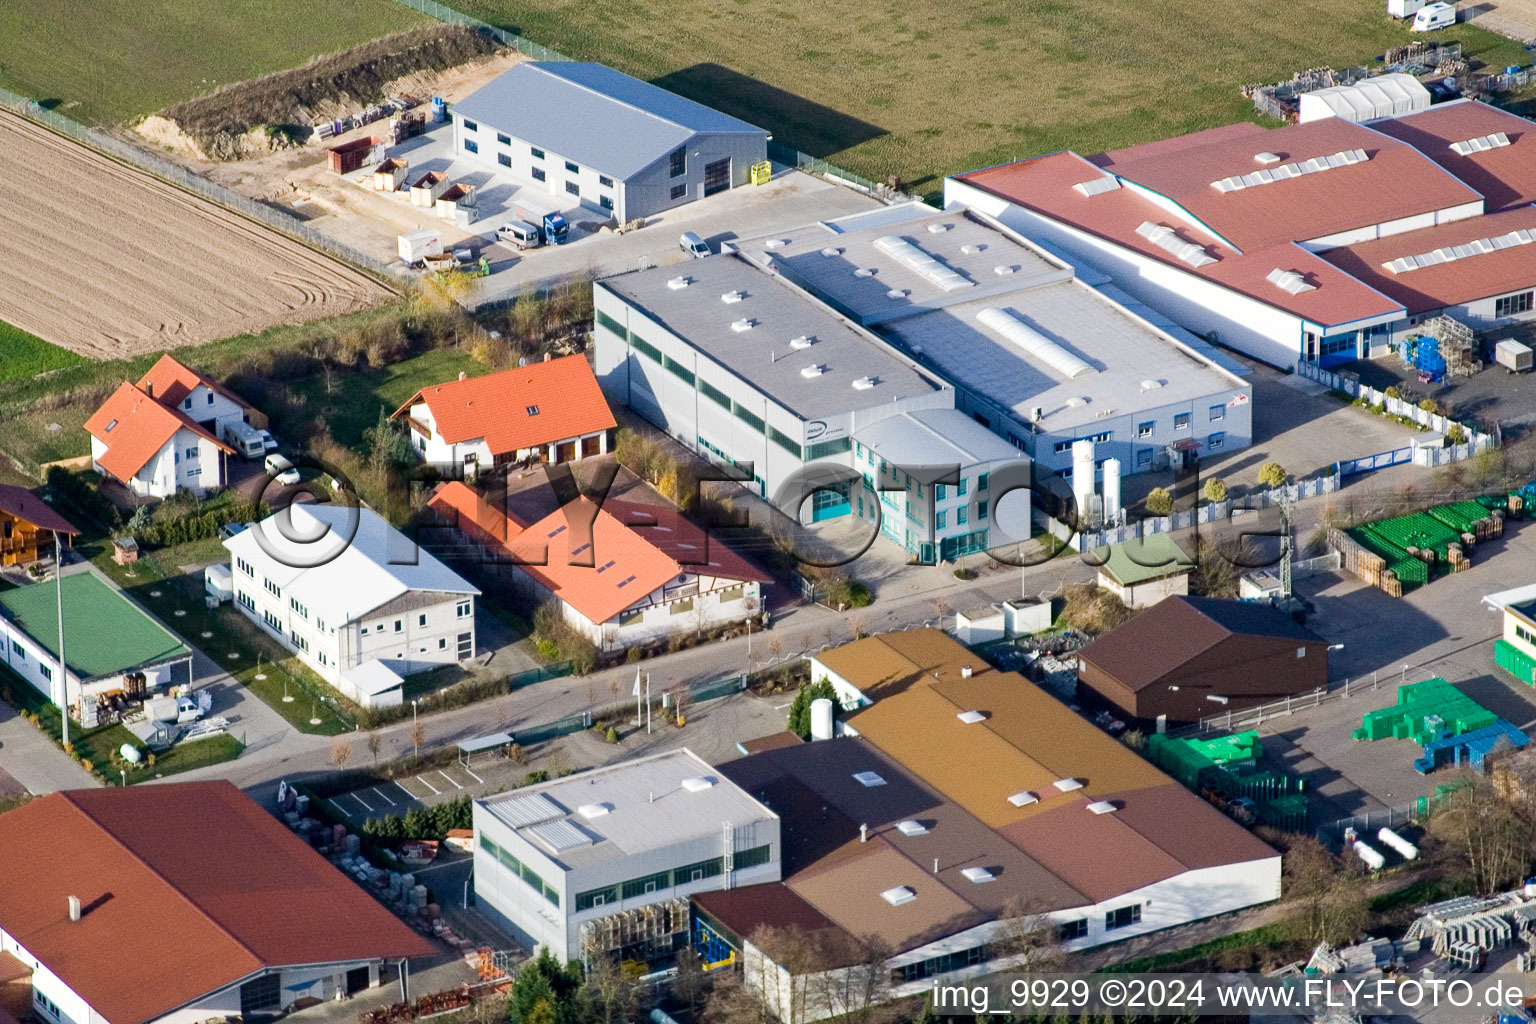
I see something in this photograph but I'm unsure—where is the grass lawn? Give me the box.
[0,0,426,124]
[0,321,85,384]
[450,0,1529,195]
[0,665,243,782]
[90,541,354,735]
[284,347,487,449]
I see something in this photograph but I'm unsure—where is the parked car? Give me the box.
[265,453,300,486]
[217,522,249,541]
[496,221,542,250]
[679,231,710,259]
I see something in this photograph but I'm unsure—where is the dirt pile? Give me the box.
[147,25,500,160]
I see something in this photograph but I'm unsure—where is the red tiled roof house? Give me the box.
[391,355,616,476]
[82,354,258,500]
[430,481,768,651]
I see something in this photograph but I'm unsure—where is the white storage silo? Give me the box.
[1071,440,1096,521]
[1102,458,1122,524]
[810,698,835,741]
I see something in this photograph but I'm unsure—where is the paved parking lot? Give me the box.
[326,762,484,822]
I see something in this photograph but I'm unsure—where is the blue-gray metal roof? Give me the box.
[452,62,768,180]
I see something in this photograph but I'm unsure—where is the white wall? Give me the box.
[556,576,762,652]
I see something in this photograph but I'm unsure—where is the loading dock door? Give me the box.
[704,159,731,196]
[346,966,370,995]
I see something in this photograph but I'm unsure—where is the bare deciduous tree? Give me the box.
[329,737,353,771]
[1283,837,1371,945]
[365,730,382,766]
[1430,775,1534,894]
[409,720,426,760]
[992,894,1067,973]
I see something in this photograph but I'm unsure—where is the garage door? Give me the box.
[704,158,731,196]
[555,440,577,463]
[582,435,601,458]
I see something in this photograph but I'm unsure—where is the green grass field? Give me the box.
[0,0,427,124]
[283,347,486,449]
[0,321,86,384]
[451,0,1529,193]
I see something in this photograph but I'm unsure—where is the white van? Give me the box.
[1412,2,1455,30]
[496,221,542,250]
[679,232,710,259]
[265,453,300,485]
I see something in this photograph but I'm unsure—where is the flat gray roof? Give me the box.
[854,408,1018,465]
[735,204,1249,433]
[478,748,777,869]
[601,254,944,422]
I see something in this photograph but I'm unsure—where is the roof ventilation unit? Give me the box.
[1266,268,1316,295]
[887,288,910,299]
[960,243,987,254]
[976,307,1095,379]
[851,377,876,391]
[721,290,744,304]
[1054,778,1084,792]
[881,886,917,906]
[1066,396,1088,408]
[764,238,789,249]
[854,267,877,278]
[1087,801,1118,815]
[681,776,716,793]
[820,247,844,257]
[1449,132,1511,156]
[1135,222,1216,268]
[800,365,825,379]
[853,771,886,787]
[730,318,754,332]
[873,235,974,291]
[1007,791,1039,807]
[1254,151,1281,164]
[1072,176,1121,197]
[956,710,986,724]
[926,222,952,233]
[993,265,1017,276]
[961,867,995,884]
[1139,379,1165,391]
[577,802,612,819]
[895,820,929,837]
[667,276,691,290]
[789,335,815,349]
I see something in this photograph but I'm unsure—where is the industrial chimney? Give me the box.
[68,896,81,922]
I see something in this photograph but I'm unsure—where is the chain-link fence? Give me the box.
[0,87,398,283]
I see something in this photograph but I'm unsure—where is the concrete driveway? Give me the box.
[0,700,98,793]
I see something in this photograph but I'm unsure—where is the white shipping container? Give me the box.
[1496,339,1532,373]
[397,229,443,264]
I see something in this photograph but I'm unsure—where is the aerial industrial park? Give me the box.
[6,0,1536,1021]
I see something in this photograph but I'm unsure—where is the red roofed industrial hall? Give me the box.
[0,782,434,1023]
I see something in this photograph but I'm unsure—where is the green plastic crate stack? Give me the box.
[1352,678,1498,743]
[1148,731,1260,788]
[1257,793,1309,832]
[1495,638,1536,685]
[1426,501,1488,535]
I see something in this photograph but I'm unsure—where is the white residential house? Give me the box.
[223,504,480,688]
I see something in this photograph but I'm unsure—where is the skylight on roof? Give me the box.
[873,235,974,293]
[1211,149,1368,193]
[1449,132,1511,156]
[731,318,754,332]
[961,867,995,884]
[1134,221,1216,269]
[956,710,986,724]
[1072,176,1121,198]
[577,802,612,819]
[895,820,929,836]
[800,365,825,379]
[617,574,637,588]
[1054,778,1084,792]
[527,405,540,416]
[790,335,815,349]
[881,886,916,906]
[1254,151,1281,164]
[667,276,691,290]
[1266,268,1316,295]
[1008,791,1039,807]
[681,776,716,792]
[852,377,876,391]
[721,290,744,304]
[853,771,886,788]
[1087,801,1118,815]
[1383,228,1536,274]
[105,419,118,432]
[977,307,1095,380]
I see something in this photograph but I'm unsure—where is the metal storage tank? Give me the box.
[810,698,835,740]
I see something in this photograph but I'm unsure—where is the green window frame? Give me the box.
[574,885,620,912]
[977,472,989,492]
[733,402,764,432]
[630,335,661,364]
[663,354,695,385]
[623,870,672,900]
[804,436,851,461]
[673,856,724,886]
[699,378,731,410]
[978,500,989,520]
[767,425,802,459]
[595,309,626,339]
[734,844,772,869]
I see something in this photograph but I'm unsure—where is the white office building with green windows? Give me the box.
[472,749,780,964]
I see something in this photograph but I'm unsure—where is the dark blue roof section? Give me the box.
[451,62,768,180]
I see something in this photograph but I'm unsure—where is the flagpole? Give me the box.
[634,669,642,728]
[645,673,652,734]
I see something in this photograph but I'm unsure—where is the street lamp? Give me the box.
[1327,644,1345,651]
[411,700,419,758]
[120,769,126,788]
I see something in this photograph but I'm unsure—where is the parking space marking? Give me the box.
[416,774,440,795]
[438,770,463,790]
[350,791,375,814]
[461,765,484,784]
[395,779,420,801]
[371,786,397,807]
[328,799,352,817]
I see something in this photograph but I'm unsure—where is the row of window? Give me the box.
[464,129,617,208]
[8,637,52,682]
[888,906,1143,986]
[1497,290,1535,319]
[572,844,772,912]
[480,833,560,907]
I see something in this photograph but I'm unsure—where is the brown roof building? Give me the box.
[1076,596,1328,725]
[702,629,1280,1008]
[0,782,434,1023]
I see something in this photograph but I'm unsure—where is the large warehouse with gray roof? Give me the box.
[452,62,769,224]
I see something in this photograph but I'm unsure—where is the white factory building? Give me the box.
[451,62,769,224]
[223,505,479,699]
[472,748,779,964]
[947,99,1536,369]
[596,203,1249,558]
